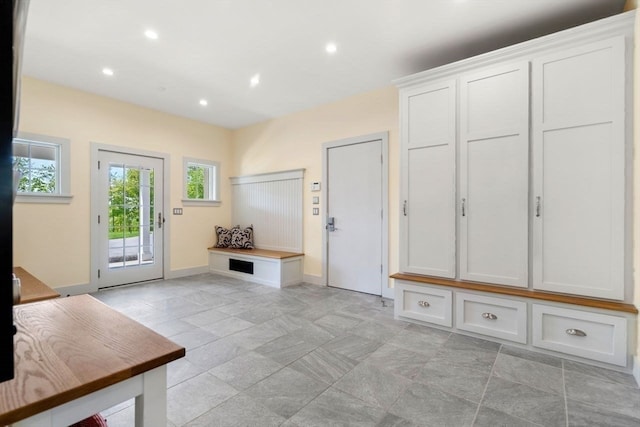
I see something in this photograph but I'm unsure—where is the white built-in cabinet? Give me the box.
[395,11,635,368]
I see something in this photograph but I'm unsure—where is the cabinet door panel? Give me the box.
[464,135,528,282]
[464,66,524,138]
[408,86,452,149]
[532,37,625,300]
[460,63,529,286]
[541,46,616,127]
[406,145,455,276]
[401,81,456,277]
[537,123,622,296]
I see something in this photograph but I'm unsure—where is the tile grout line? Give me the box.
[470,343,502,425]
[562,359,569,427]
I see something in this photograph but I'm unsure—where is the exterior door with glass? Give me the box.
[96,150,164,288]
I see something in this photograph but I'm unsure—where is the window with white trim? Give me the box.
[12,132,72,204]
[182,157,220,206]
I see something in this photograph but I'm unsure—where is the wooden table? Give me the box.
[13,267,60,304]
[0,294,185,426]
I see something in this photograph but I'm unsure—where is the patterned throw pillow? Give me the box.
[215,225,238,248]
[230,225,254,249]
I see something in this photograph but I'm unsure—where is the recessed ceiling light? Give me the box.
[144,29,158,40]
[326,43,337,54]
[199,99,208,106]
[250,74,260,87]
[102,68,114,76]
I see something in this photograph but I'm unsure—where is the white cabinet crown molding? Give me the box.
[394,11,635,89]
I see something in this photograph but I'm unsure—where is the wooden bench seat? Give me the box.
[207,247,304,288]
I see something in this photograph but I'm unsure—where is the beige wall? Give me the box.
[231,86,399,283]
[15,77,233,288]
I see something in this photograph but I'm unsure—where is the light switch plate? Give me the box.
[312,208,319,215]
[173,208,183,215]
[310,182,321,192]
[312,196,319,204]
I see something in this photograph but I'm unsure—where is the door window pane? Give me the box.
[108,163,156,269]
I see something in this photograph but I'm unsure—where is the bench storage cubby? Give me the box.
[208,247,304,288]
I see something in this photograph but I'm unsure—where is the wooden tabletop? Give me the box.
[13,267,60,304]
[0,294,185,425]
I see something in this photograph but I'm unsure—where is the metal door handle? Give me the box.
[158,212,164,229]
[403,200,407,216]
[326,216,336,232]
[482,312,497,320]
[461,198,466,217]
[536,196,541,217]
[418,300,430,308]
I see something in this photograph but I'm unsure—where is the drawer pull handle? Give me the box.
[566,328,587,337]
[418,300,430,308]
[482,312,497,320]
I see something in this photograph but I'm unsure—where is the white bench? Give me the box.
[208,247,304,288]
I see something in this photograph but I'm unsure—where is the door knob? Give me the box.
[326,216,336,232]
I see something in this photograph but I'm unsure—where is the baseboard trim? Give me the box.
[633,355,640,387]
[54,283,92,297]
[55,268,209,296]
[303,274,324,286]
[166,266,209,279]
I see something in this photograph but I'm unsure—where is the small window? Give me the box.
[182,157,220,206]
[12,132,72,204]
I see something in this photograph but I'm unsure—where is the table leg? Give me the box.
[135,365,167,427]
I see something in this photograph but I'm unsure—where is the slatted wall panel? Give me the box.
[231,169,304,253]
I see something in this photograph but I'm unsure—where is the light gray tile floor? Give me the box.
[91,273,640,427]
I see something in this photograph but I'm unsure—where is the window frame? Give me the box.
[13,132,73,204]
[182,157,221,206]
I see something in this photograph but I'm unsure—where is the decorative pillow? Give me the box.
[214,225,238,248]
[230,224,254,249]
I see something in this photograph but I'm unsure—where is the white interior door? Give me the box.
[96,150,164,288]
[326,139,383,295]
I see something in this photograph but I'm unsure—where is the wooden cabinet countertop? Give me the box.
[0,294,185,425]
[13,267,60,304]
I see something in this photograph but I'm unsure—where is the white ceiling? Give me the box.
[22,0,626,129]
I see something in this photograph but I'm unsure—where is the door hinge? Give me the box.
[98,215,100,224]
[98,269,101,279]
[381,264,383,273]
[98,160,100,170]
[381,209,383,219]
[381,154,383,164]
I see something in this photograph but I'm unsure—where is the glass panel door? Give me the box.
[97,150,164,288]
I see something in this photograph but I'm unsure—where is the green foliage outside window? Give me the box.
[14,156,56,193]
[187,165,206,199]
[108,167,154,239]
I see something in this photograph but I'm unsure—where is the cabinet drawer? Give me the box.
[456,292,527,343]
[395,282,452,327]
[532,304,627,366]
